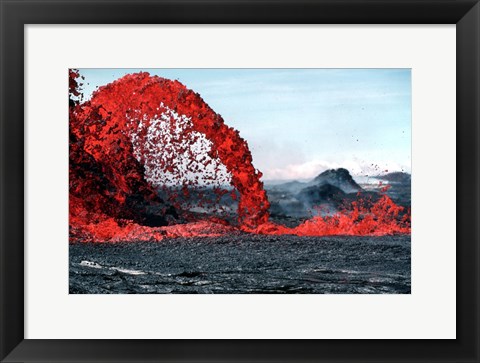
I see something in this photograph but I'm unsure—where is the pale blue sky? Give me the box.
[77,68,411,180]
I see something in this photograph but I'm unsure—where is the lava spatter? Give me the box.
[248,195,411,236]
[88,72,269,227]
[70,71,269,241]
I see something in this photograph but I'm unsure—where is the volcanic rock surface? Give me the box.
[310,168,363,193]
[373,172,411,184]
[70,234,411,294]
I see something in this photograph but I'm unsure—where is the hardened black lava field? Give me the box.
[69,234,410,294]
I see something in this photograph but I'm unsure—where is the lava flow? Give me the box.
[69,71,410,242]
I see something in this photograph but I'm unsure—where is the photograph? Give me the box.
[2,0,478,360]
[69,68,411,294]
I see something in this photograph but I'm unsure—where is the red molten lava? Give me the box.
[249,195,411,236]
[69,71,410,242]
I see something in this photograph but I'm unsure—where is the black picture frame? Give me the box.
[1,0,479,362]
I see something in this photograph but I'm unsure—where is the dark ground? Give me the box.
[69,234,410,294]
